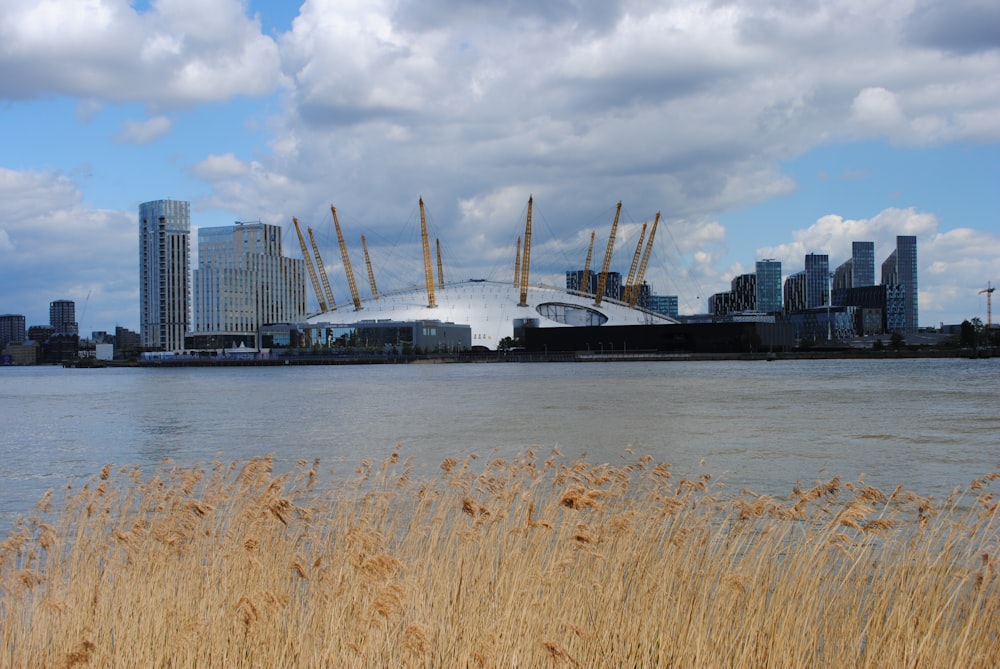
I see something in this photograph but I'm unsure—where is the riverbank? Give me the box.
[3,453,996,667]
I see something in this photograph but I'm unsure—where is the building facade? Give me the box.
[49,299,77,335]
[140,199,190,351]
[852,241,875,288]
[755,259,782,314]
[191,222,307,348]
[881,235,918,332]
[804,253,829,309]
[0,314,26,349]
[783,271,806,314]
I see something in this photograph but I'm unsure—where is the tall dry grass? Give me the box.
[0,449,997,668]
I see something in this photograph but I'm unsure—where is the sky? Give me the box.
[1,0,998,334]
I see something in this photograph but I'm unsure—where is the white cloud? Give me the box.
[2,0,999,328]
[850,87,905,134]
[114,115,172,144]
[0,167,136,327]
[0,0,284,107]
[191,153,251,180]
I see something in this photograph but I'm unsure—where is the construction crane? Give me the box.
[436,238,445,289]
[980,281,995,330]
[622,222,648,304]
[629,212,660,308]
[292,217,328,313]
[331,205,362,310]
[578,231,595,296]
[361,235,379,300]
[419,197,437,308]
[594,201,622,307]
[307,227,336,310]
[518,196,533,306]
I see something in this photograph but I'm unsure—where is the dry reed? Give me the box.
[1,449,997,668]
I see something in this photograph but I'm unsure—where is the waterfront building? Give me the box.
[709,273,756,317]
[842,284,905,335]
[783,271,806,314]
[881,235,918,332]
[191,222,307,349]
[755,259,782,314]
[261,319,471,353]
[804,253,829,309]
[139,200,190,351]
[49,299,77,335]
[852,241,875,287]
[645,294,679,319]
[0,314,26,349]
[833,242,876,307]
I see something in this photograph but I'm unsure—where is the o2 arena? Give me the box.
[294,197,677,351]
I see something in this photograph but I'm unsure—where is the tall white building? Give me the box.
[139,200,190,351]
[192,222,306,348]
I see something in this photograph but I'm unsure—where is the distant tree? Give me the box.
[960,318,985,348]
[497,336,522,351]
[889,332,905,349]
[872,338,884,351]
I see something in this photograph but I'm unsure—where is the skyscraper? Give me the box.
[140,199,190,351]
[881,235,918,332]
[804,253,829,309]
[0,314,26,349]
[49,299,77,335]
[755,259,782,314]
[851,241,875,288]
[192,222,307,348]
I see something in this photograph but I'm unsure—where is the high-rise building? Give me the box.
[804,253,829,309]
[49,299,77,335]
[0,314,26,349]
[881,235,918,332]
[755,259,782,314]
[191,222,307,348]
[851,241,875,287]
[833,241,875,307]
[140,199,191,351]
[784,271,806,314]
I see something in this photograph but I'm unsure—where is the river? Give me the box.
[1,358,998,531]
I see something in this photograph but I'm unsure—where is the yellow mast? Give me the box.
[594,201,622,307]
[623,222,648,304]
[629,212,660,308]
[331,205,362,310]
[513,236,521,288]
[436,238,445,289]
[579,231,595,295]
[307,226,336,310]
[419,197,437,308]
[292,217,328,313]
[518,196,533,306]
[361,235,379,300]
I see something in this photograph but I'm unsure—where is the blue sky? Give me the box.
[1,0,998,333]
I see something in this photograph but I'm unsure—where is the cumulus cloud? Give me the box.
[114,116,172,144]
[0,167,135,326]
[2,0,999,327]
[0,0,284,107]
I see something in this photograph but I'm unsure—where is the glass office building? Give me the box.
[881,236,918,332]
[804,253,829,309]
[192,222,306,349]
[755,259,782,314]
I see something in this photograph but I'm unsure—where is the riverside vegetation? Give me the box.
[0,450,997,667]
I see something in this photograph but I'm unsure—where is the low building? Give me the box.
[261,319,472,354]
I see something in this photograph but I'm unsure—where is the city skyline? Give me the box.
[0,1,998,331]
